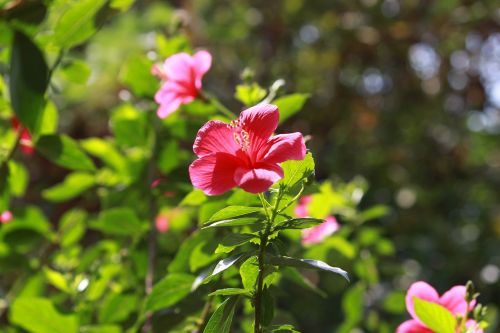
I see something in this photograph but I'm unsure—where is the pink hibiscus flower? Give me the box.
[189,104,306,195]
[0,210,13,224]
[294,195,340,245]
[301,216,339,245]
[397,281,482,333]
[155,214,169,233]
[152,50,212,118]
[11,117,34,155]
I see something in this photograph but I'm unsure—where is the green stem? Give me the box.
[199,91,236,119]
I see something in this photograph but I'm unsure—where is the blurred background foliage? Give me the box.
[0,0,499,332]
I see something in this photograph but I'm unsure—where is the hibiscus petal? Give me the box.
[439,286,472,316]
[405,281,440,323]
[396,320,433,333]
[193,50,212,90]
[189,153,243,196]
[157,97,182,119]
[239,104,279,152]
[234,163,283,194]
[193,120,240,157]
[260,132,306,163]
[163,52,194,83]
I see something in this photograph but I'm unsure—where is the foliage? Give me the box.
[0,0,498,332]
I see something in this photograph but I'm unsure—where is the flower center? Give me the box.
[228,119,250,151]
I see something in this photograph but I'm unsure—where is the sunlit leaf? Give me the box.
[145,273,195,312]
[203,296,239,333]
[278,152,315,190]
[10,297,78,333]
[275,93,309,124]
[413,297,457,333]
[42,172,95,202]
[266,255,349,281]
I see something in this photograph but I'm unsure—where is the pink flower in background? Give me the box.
[0,211,13,224]
[11,117,34,155]
[189,104,306,195]
[397,281,482,333]
[155,214,169,233]
[301,216,339,246]
[295,195,340,245]
[294,195,312,217]
[152,50,212,118]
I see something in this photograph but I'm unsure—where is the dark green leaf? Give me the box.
[145,273,195,312]
[215,233,256,254]
[274,217,323,230]
[413,297,457,333]
[338,283,364,333]
[99,293,138,323]
[275,93,309,124]
[42,172,95,202]
[262,287,274,326]
[9,31,48,134]
[192,254,244,290]
[266,255,349,281]
[36,135,96,171]
[206,206,263,224]
[281,267,327,297]
[9,297,78,333]
[203,296,239,333]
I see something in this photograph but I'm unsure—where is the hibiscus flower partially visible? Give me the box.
[155,214,169,233]
[294,195,339,245]
[11,117,34,155]
[397,281,483,333]
[189,103,306,195]
[0,210,13,224]
[152,50,212,118]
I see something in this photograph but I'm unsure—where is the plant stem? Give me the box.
[199,91,236,119]
[254,232,268,333]
[142,118,159,333]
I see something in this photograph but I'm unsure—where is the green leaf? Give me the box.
[235,83,266,106]
[168,231,214,273]
[43,267,70,293]
[262,287,274,326]
[89,207,144,236]
[382,291,406,314]
[266,255,349,281]
[145,273,195,312]
[58,209,87,247]
[110,104,148,148]
[9,31,48,134]
[36,135,96,171]
[42,172,95,202]
[39,101,59,135]
[240,256,259,290]
[338,283,365,333]
[99,293,138,323]
[180,189,207,206]
[80,138,127,174]
[119,55,157,97]
[215,233,256,254]
[281,267,327,297]
[192,254,244,290]
[53,0,107,48]
[208,288,251,297]
[60,59,91,84]
[274,93,309,124]
[204,206,264,228]
[110,0,135,11]
[206,206,263,224]
[80,325,121,333]
[278,152,315,190]
[413,297,457,333]
[274,217,323,230]
[203,296,239,333]
[8,160,28,197]
[9,297,78,333]
[271,324,300,332]
[359,205,389,223]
